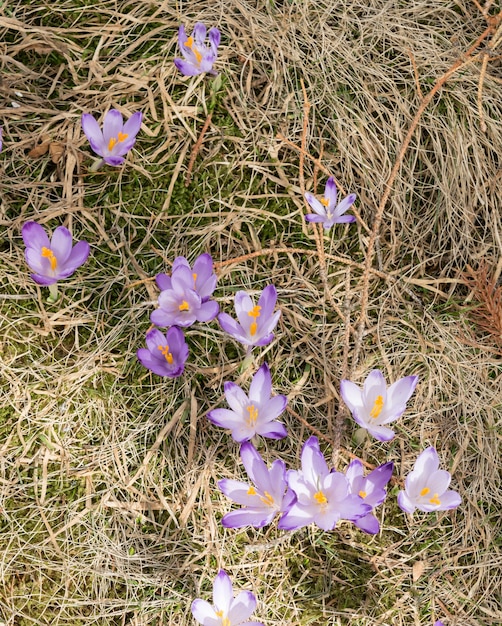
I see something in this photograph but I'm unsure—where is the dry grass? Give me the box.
[1,0,501,624]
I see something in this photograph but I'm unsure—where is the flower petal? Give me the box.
[81,114,105,155]
[191,599,218,626]
[22,221,50,250]
[64,240,90,271]
[249,363,271,403]
[228,590,257,624]
[102,109,124,145]
[212,570,233,614]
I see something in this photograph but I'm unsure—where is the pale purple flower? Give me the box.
[137,326,188,378]
[22,221,90,286]
[434,622,445,626]
[218,285,280,348]
[305,177,356,230]
[191,569,264,626]
[340,369,419,442]
[0,126,3,152]
[175,22,221,77]
[81,109,142,167]
[218,442,292,528]
[207,363,287,442]
[151,258,219,328]
[155,253,217,303]
[345,459,393,534]
[278,437,371,531]
[398,447,461,514]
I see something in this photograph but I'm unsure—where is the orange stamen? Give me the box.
[429,493,441,506]
[41,247,57,271]
[320,197,330,207]
[314,491,328,505]
[179,300,190,312]
[246,405,258,426]
[259,491,275,507]
[247,486,257,496]
[118,131,128,142]
[157,345,174,364]
[420,487,430,497]
[359,490,367,499]
[184,36,203,64]
[369,395,384,419]
[107,137,117,151]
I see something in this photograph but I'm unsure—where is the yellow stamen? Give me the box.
[179,300,190,311]
[248,305,261,336]
[157,345,174,364]
[259,491,275,507]
[184,36,203,64]
[320,197,330,207]
[369,395,384,419]
[246,405,258,426]
[359,490,367,499]
[314,490,328,505]
[192,272,197,286]
[41,247,58,271]
[420,487,430,497]
[247,486,257,496]
[215,610,231,626]
[107,132,129,152]
[429,493,441,506]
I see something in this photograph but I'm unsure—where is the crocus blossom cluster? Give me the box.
[175,22,221,77]
[191,569,263,626]
[81,109,142,167]
[305,177,356,230]
[398,447,461,513]
[151,254,219,328]
[218,285,281,349]
[340,369,419,441]
[138,253,219,377]
[207,363,287,442]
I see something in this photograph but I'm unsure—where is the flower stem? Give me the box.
[47,283,59,303]
[90,158,104,172]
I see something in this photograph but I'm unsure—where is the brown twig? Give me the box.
[185,112,213,187]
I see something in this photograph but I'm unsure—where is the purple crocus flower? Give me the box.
[155,253,217,303]
[218,285,280,348]
[434,622,445,626]
[151,257,219,328]
[175,22,221,77]
[278,437,371,531]
[398,447,461,514]
[340,369,419,442]
[218,442,292,528]
[81,109,142,167]
[191,569,264,626]
[22,221,90,299]
[345,459,394,534]
[305,177,356,230]
[207,363,287,442]
[0,126,3,152]
[136,326,188,378]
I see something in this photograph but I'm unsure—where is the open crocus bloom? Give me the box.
[278,437,371,531]
[175,22,221,76]
[398,447,461,514]
[207,363,287,442]
[345,459,393,534]
[22,221,90,286]
[136,326,188,378]
[305,177,356,230]
[218,443,292,528]
[218,285,280,348]
[81,109,142,166]
[191,569,264,626]
[340,369,419,441]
